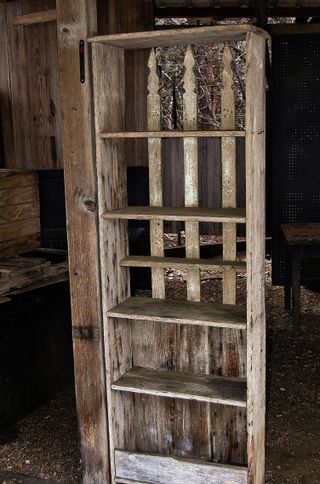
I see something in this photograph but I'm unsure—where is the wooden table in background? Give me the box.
[281,223,320,333]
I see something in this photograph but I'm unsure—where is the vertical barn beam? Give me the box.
[147,48,165,298]
[221,44,237,305]
[56,2,109,483]
[246,32,266,484]
[183,45,200,302]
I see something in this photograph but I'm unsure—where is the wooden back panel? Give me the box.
[0,170,40,257]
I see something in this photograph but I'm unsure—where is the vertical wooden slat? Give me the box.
[183,45,200,302]
[92,42,132,484]
[221,44,237,304]
[147,48,165,298]
[245,32,266,484]
[56,2,109,482]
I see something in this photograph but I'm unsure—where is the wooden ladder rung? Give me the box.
[120,255,246,272]
[102,206,246,223]
[112,366,246,407]
[99,130,245,139]
[107,297,247,330]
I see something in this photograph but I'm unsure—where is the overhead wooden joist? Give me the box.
[11,9,57,26]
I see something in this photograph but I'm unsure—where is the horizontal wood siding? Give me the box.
[0,170,40,257]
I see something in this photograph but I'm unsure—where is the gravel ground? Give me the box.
[0,255,319,483]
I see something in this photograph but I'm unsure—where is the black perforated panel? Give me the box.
[270,35,320,284]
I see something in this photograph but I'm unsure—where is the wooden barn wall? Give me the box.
[0,0,62,169]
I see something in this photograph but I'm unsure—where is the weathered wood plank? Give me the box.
[0,234,40,258]
[100,130,245,138]
[107,297,247,330]
[112,366,246,407]
[0,202,39,225]
[103,206,246,222]
[11,9,57,26]
[0,185,38,206]
[147,48,165,299]
[0,218,40,243]
[92,41,131,484]
[115,450,247,484]
[0,170,37,189]
[88,25,270,47]
[245,32,266,484]
[56,1,109,482]
[120,255,246,271]
[221,44,237,305]
[183,45,200,301]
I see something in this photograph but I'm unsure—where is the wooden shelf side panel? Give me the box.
[245,32,267,484]
[91,42,132,482]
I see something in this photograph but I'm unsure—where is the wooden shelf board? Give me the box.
[88,25,270,48]
[99,130,245,139]
[115,450,247,484]
[103,206,246,223]
[112,366,246,407]
[12,9,57,26]
[120,255,246,272]
[107,297,246,330]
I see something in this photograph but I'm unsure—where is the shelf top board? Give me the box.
[103,206,246,223]
[88,25,270,49]
[112,366,247,407]
[107,296,247,330]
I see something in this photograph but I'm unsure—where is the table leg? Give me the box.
[284,282,291,310]
[292,257,301,335]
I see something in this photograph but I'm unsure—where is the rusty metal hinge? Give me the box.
[72,325,100,341]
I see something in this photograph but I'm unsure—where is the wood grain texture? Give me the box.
[221,44,237,304]
[103,206,246,222]
[92,41,131,484]
[112,366,246,407]
[147,48,165,298]
[3,0,62,169]
[11,8,56,25]
[100,130,245,138]
[115,450,247,484]
[183,45,200,301]
[120,255,246,271]
[88,25,270,47]
[245,32,266,484]
[107,297,246,330]
[56,2,109,482]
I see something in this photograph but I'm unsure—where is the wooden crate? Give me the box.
[0,169,40,258]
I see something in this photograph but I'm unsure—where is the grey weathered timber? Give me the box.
[120,255,246,271]
[115,451,248,484]
[99,129,245,138]
[103,206,246,222]
[245,32,267,484]
[11,9,57,26]
[112,366,247,407]
[88,24,270,47]
[56,1,109,482]
[107,297,246,329]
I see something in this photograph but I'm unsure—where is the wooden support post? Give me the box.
[183,45,200,302]
[246,32,266,484]
[148,48,165,298]
[56,2,109,483]
[221,44,237,305]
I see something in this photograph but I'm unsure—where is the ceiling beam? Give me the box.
[155,6,320,19]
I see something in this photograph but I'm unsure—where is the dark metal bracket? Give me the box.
[72,325,100,341]
[79,40,85,83]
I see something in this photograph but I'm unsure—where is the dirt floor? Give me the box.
[0,255,319,483]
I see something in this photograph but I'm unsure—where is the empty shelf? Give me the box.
[107,297,246,330]
[112,366,246,407]
[120,255,246,272]
[103,206,246,223]
[99,130,245,138]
